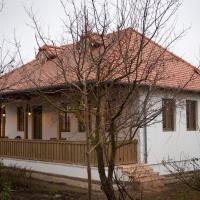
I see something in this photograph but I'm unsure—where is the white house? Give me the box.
[0,28,200,181]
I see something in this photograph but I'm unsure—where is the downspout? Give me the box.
[143,101,148,163]
[143,124,148,163]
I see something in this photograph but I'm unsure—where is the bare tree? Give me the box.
[0,0,19,93]
[163,158,200,192]
[17,0,196,199]
[0,0,4,13]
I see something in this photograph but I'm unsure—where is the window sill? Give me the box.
[187,129,197,131]
[163,129,175,132]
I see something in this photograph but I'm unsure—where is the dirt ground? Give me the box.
[5,179,104,200]
[8,183,200,200]
[143,184,200,200]
[2,179,200,200]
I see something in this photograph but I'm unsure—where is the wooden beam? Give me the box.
[1,106,5,137]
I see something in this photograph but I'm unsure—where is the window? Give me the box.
[77,103,93,132]
[59,105,70,132]
[162,99,175,131]
[104,99,117,131]
[104,101,111,131]
[78,111,85,132]
[186,100,197,131]
[17,107,24,131]
[88,103,92,131]
[37,51,47,65]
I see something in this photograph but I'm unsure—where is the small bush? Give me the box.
[1,182,11,200]
[0,160,32,192]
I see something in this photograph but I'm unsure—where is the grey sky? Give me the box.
[0,0,200,66]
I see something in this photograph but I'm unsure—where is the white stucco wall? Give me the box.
[4,99,86,141]
[42,105,58,140]
[4,89,200,174]
[140,92,200,169]
[4,102,57,140]
[60,113,87,141]
[5,102,25,139]
[1,158,104,181]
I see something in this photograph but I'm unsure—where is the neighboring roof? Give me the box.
[0,28,200,95]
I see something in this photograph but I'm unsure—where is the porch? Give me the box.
[0,139,138,166]
[0,98,139,168]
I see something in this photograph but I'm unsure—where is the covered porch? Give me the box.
[0,99,86,141]
[0,99,138,166]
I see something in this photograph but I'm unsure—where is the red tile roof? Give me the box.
[0,28,200,95]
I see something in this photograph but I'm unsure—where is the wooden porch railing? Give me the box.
[0,139,137,166]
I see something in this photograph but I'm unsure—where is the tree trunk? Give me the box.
[83,78,92,200]
[85,104,92,200]
[108,123,116,185]
[95,144,116,200]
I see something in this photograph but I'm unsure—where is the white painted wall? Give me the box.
[42,105,58,140]
[141,92,200,169]
[4,101,58,140]
[4,99,86,141]
[4,89,200,175]
[5,102,25,139]
[1,157,105,181]
[61,113,87,141]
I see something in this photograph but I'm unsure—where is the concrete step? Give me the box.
[123,169,154,176]
[129,172,160,180]
[121,163,165,191]
[120,164,149,170]
[123,167,153,173]
[141,179,165,188]
[122,168,153,176]
[134,175,164,183]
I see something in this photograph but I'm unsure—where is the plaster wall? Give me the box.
[139,91,200,173]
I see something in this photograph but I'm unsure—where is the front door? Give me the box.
[33,106,42,139]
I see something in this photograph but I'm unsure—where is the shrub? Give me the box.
[1,182,11,200]
[0,160,32,192]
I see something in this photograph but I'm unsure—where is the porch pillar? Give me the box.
[24,104,28,139]
[1,106,5,138]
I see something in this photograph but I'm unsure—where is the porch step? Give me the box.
[120,163,165,192]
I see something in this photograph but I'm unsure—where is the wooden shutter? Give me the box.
[104,100,111,131]
[17,107,24,131]
[65,109,70,132]
[78,111,85,132]
[162,99,175,131]
[186,100,197,130]
[59,104,70,132]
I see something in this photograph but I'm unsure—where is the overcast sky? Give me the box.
[0,0,200,66]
